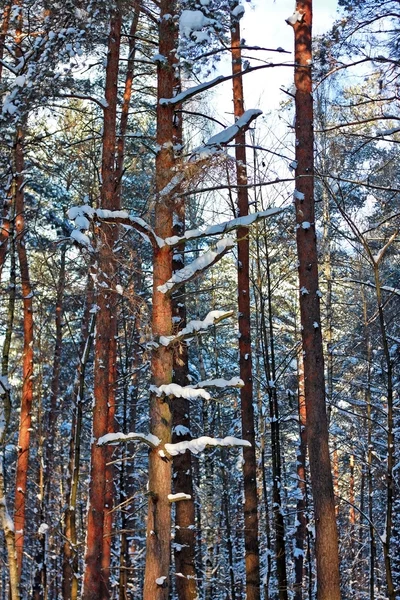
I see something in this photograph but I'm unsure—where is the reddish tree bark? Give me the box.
[294,352,308,600]
[230,7,260,600]
[289,2,341,599]
[143,1,178,597]
[13,128,34,580]
[82,5,122,599]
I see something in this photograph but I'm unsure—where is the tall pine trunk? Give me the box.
[288,2,341,598]
[14,127,34,581]
[230,6,260,600]
[143,1,178,597]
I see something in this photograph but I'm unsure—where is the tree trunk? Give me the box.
[82,5,122,599]
[0,190,19,600]
[14,128,34,581]
[288,3,341,598]
[294,351,308,600]
[230,7,260,600]
[143,1,178,597]
[62,280,95,600]
[172,216,198,599]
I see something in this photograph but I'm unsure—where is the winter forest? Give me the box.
[0,0,399,598]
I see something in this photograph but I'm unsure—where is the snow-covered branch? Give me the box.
[192,109,262,156]
[163,436,251,456]
[347,279,400,297]
[159,63,291,107]
[151,384,211,401]
[158,237,235,294]
[68,205,163,249]
[159,310,233,347]
[163,208,285,247]
[97,431,161,448]
[192,376,244,388]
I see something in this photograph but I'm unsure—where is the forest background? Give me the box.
[0,0,399,599]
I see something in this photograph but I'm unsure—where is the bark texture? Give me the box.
[82,6,122,599]
[230,8,260,600]
[143,1,178,597]
[290,2,341,598]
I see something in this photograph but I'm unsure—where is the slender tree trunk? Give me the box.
[82,5,122,599]
[221,455,236,600]
[0,190,19,600]
[362,288,376,600]
[115,3,140,200]
[373,264,395,600]
[62,280,95,600]
[288,3,341,598]
[172,225,198,598]
[230,7,260,600]
[294,351,308,600]
[14,127,34,581]
[118,303,140,599]
[0,1,12,279]
[143,1,178,597]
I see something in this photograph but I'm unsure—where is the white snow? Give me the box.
[14,75,26,87]
[179,10,213,37]
[232,4,245,19]
[156,576,167,585]
[38,523,49,535]
[293,189,305,201]
[165,435,251,456]
[174,425,191,436]
[97,431,161,448]
[168,493,192,501]
[301,221,311,229]
[286,11,303,25]
[158,237,235,294]
[70,229,93,250]
[152,384,211,401]
[293,547,304,558]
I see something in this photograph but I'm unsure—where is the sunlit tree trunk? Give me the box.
[14,127,34,581]
[143,1,177,597]
[0,185,19,600]
[288,2,341,598]
[230,6,260,600]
